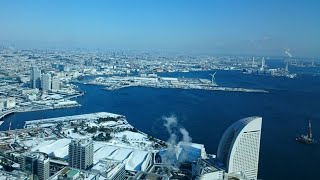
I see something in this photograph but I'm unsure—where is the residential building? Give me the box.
[68,139,94,170]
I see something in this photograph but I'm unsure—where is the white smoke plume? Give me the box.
[285,49,293,58]
[162,115,192,143]
[163,115,178,134]
[160,115,193,166]
[179,128,192,142]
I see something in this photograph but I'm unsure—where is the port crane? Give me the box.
[296,119,316,144]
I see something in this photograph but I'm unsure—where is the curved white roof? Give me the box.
[38,139,71,156]
[107,148,133,162]
[94,145,118,164]
[125,150,148,171]
[52,145,69,159]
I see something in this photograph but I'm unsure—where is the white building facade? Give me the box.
[217,117,262,180]
[42,73,52,91]
[51,76,60,90]
[68,138,94,170]
[0,97,16,109]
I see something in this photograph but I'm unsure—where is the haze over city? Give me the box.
[1,0,320,57]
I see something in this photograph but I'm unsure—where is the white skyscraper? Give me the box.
[252,57,255,68]
[51,76,60,90]
[217,117,262,180]
[30,67,41,89]
[68,138,94,170]
[42,73,52,91]
[260,57,265,71]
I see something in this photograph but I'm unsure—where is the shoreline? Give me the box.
[0,92,84,122]
[102,84,269,93]
[0,104,81,122]
[83,82,269,93]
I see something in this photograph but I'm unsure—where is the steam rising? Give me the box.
[179,128,192,142]
[163,115,178,134]
[162,115,192,144]
[160,115,193,166]
[285,49,293,58]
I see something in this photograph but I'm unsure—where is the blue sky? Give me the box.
[0,0,320,57]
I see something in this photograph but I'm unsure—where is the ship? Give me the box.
[296,120,317,145]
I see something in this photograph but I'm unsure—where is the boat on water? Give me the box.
[296,120,317,145]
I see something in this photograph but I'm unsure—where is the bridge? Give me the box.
[0,110,15,120]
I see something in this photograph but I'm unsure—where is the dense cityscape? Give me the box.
[0,47,318,180]
[1,1,320,180]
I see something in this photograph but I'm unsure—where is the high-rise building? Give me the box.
[217,117,262,180]
[68,138,94,170]
[19,152,50,180]
[30,67,41,89]
[42,73,52,91]
[51,76,60,90]
[252,57,255,68]
[260,58,265,71]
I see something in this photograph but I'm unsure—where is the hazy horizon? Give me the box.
[1,0,320,58]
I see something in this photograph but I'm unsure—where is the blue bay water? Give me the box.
[1,68,320,180]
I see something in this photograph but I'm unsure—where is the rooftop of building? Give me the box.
[24,151,49,161]
[197,158,224,173]
[91,159,125,179]
[67,169,79,177]
[71,138,93,146]
[49,167,97,180]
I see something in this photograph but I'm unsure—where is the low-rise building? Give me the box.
[193,158,224,180]
[91,159,125,180]
[49,167,98,180]
[0,170,29,180]
[0,97,16,109]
